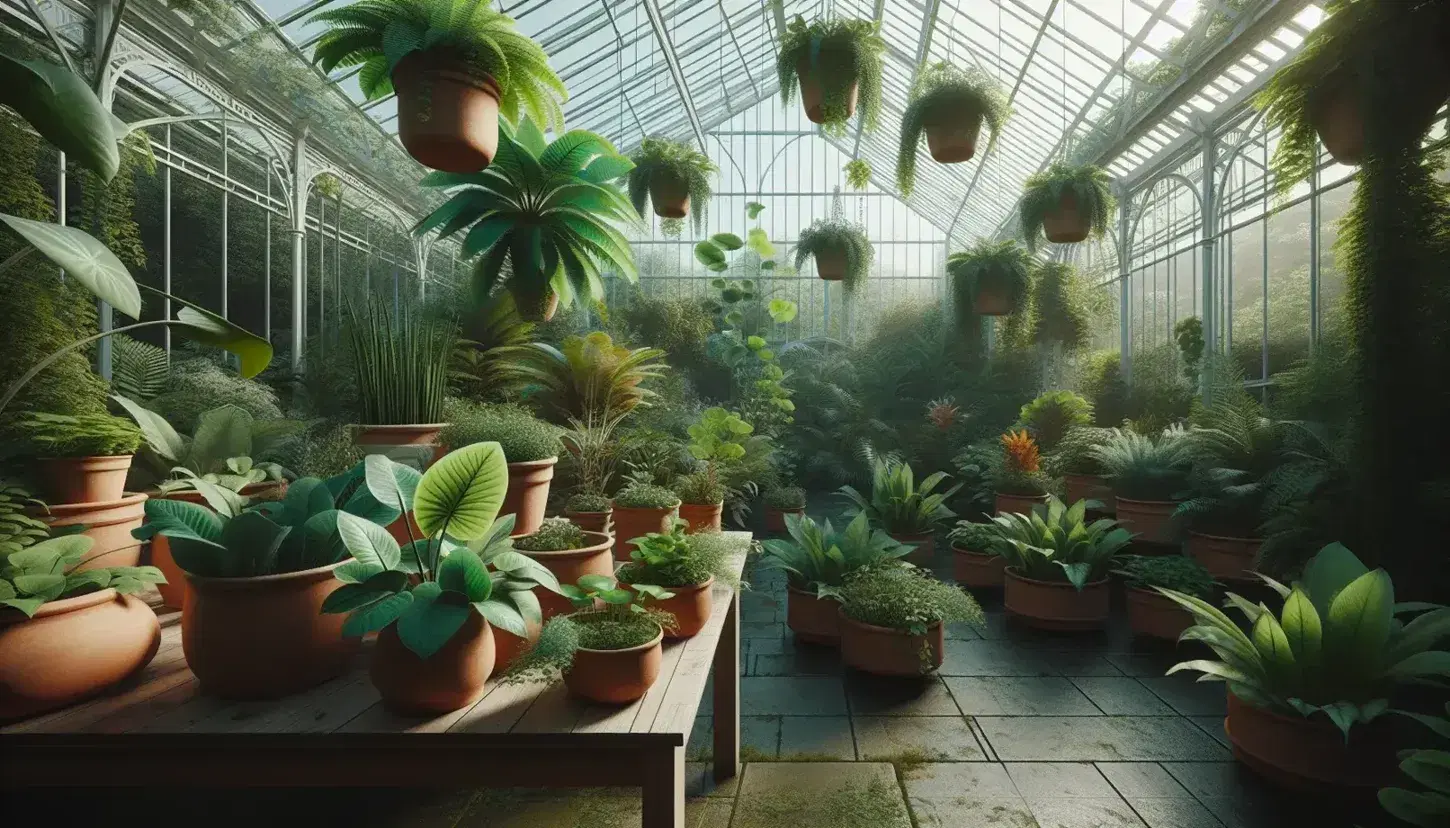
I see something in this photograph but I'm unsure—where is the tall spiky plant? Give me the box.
[345,298,455,425]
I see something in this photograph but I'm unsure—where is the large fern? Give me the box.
[110,334,170,401]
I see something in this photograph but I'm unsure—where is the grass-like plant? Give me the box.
[896,62,1010,196]
[514,517,589,552]
[1017,390,1092,453]
[946,239,1033,323]
[441,399,562,463]
[1019,163,1114,251]
[837,565,983,634]
[986,496,1132,590]
[760,512,910,596]
[627,136,716,233]
[1091,427,1193,501]
[794,217,873,292]
[993,429,1052,498]
[763,486,806,511]
[344,298,453,426]
[1112,554,1216,599]
[838,458,960,536]
[618,520,742,589]
[776,15,885,135]
[13,412,142,458]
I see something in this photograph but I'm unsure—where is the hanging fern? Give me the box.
[1018,163,1114,251]
[794,217,873,293]
[844,159,872,191]
[1030,261,1090,351]
[946,239,1034,326]
[627,136,716,235]
[776,15,885,136]
[896,62,1011,196]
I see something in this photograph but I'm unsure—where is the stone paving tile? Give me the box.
[853,715,986,761]
[455,790,734,828]
[944,620,983,640]
[779,715,855,759]
[904,763,1038,828]
[944,677,1101,716]
[1102,652,1180,678]
[1004,762,1118,798]
[740,622,786,640]
[1188,715,1231,748]
[687,763,741,798]
[1025,797,1147,827]
[1127,797,1224,828]
[751,647,841,677]
[977,717,1233,762]
[747,638,786,656]
[740,676,848,716]
[1071,677,1177,715]
[1034,650,1126,677]
[938,640,1059,676]
[1160,762,1288,828]
[1093,762,1192,798]
[689,715,781,761]
[729,762,911,828]
[844,674,962,716]
[1138,676,1228,716]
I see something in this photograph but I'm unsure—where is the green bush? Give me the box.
[613,482,680,510]
[618,522,743,589]
[837,565,983,634]
[15,412,142,458]
[515,517,589,552]
[441,399,562,463]
[565,491,611,513]
[1017,390,1092,453]
[1112,554,1215,599]
[273,420,364,480]
[763,486,806,510]
[947,521,997,552]
[149,357,284,432]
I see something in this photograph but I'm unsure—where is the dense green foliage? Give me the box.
[1018,163,1114,251]
[896,62,1010,196]
[442,399,562,463]
[760,512,910,594]
[514,516,589,552]
[1,533,165,618]
[1029,262,1090,351]
[837,565,982,635]
[986,496,1132,589]
[776,15,885,135]
[618,521,743,589]
[1091,428,1192,501]
[946,239,1033,330]
[345,298,453,425]
[613,481,680,510]
[839,459,959,535]
[1017,391,1092,453]
[1112,554,1215,598]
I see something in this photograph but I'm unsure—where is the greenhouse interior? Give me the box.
[2,0,1449,825]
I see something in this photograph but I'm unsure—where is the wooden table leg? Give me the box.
[713,588,739,782]
[642,744,685,828]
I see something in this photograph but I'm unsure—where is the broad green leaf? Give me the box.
[0,214,140,318]
[746,335,766,350]
[768,299,798,323]
[138,285,272,378]
[335,511,401,572]
[1378,786,1450,827]
[1386,650,1450,681]
[0,53,119,181]
[320,582,393,614]
[219,512,292,577]
[164,535,229,577]
[342,589,414,637]
[577,574,615,592]
[747,227,775,258]
[1280,587,1323,672]
[112,394,186,462]
[1251,611,1299,692]
[364,454,420,514]
[0,597,45,617]
[1302,542,1370,617]
[396,582,471,660]
[745,201,765,219]
[1324,569,1394,677]
[710,233,743,250]
[694,241,726,270]
[413,442,508,542]
[333,558,382,584]
[64,569,111,594]
[8,535,91,571]
[13,573,66,599]
[438,547,492,602]
[474,598,526,637]
[189,405,252,472]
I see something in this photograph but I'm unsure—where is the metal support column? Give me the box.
[1199,127,1218,402]
[289,130,308,375]
[264,171,272,342]
[163,125,173,356]
[221,118,229,324]
[1308,153,1320,350]
[318,193,326,352]
[1117,190,1131,382]
[413,237,431,302]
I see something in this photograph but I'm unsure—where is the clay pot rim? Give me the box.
[570,619,665,655]
[39,454,133,464]
[644,574,714,595]
[1227,690,1375,734]
[610,501,682,513]
[33,491,149,515]
[1005,566,1108,591]
[1115,496,1181,508]
[350,422,450,432]
[0,587,120,625]
[1188,530,1263,544]
[516,531,611,560]
[836,608,942,637]
[506,457,559,470]
[183,559,350,589]
[679,500,725,508]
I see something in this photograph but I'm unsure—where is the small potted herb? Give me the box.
[628,136,717,231]
[795,215,873,289]
[946,239,1033,317]
[947,520,1004,589]
[993,430,1052,517]
[1111,554,1216,641]
[675,407,752,534]
[442,400,563,536]
[836,565,983,676]
[561,417,622,536]
[563,491,612,536]
[776,15,884,134]
[897,62,1011,194]
[617,521,743,638]
[838,459,959,564]
[1091,428,1193,546]
[514,517,613,620]
[1019,163,1115,249]
[762,485,807,534]
[1045,426,1116,514]
[610,477,680,562]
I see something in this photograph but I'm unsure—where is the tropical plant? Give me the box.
[1091,427,1193,501]
[1176,384,1284,538]
[844,159,871,190]
[613,480,680,510]
[12,412,142,458]
[441,399,561,464]
[627,136,716,233]
[1030,261,1090,351]
[672,472,727,509]
[0,533,165,617]
[763,486,806,511]
[448,290,535,401]
[951,439,1002,520]
[946,239,1034,325]
[836,564,983,634]
[0,480,47,556]
[759,511,911,596]
[794,216,873,292]
[776,15,885,135]
[679,407,752,505]
[1112,554,1216,599]
[113,399,300,495]
[618,520,741,589]
[985,496,1132,589]
[947,520,998,552]
[1017,391,1093,453]
[344,298,453,426]
[1044,426,1115,477]
[504,331,665,425]
[838,459,960,536]
[502,574,675,684]
[1157,542,1450,740]
[896,62,1010,196]
[1379,703,1450,827]
[1019,163,1114,251]
[309,0,565,128]
[514,516,588,552]
[994,430,1052,498]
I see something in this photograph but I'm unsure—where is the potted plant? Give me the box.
[415,120,639,321]
[617,521,742,638]
[988,496,1132,631]
[514,517,613,620]
[627,136,716,231]
[993,429,1053,516]
[760,512,910,647]
[311,0,565,173]
[838,458,959,564]
[1045,426,1116,514]
[441,400,562,536]
[794,215,873,290]
[1111,554,1216,642]
[345,298,453,465]
[1091,427,1193,547]
[896,62,1011,194]
[1017,391,1093,454]
[674,407,752,533]
[563,491,612,535]
[610,477,680,562]
[946,239,1033,317]
[947,520,1004,589]
[1378,702,1450,826]
[1019,163,1115,249]
[1158,542,1449,790]
[560,412,623,535]
[836,565,982,676]
[762,485,806,534]
[0,531,165,719]
[504,574,676,704]
[776,14,884,133]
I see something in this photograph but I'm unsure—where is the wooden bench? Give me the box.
[0,536,748,828]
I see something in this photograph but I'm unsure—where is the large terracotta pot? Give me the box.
[1064,473,1114,512]
[1003,567,1110,631]
[34,492,147,570]
[814,245,847,282]
[565,508,612,536]
[610,502,678,561]
[786,586,840,646]
[37,454,131,504]
[1188,532,1262,581]
[1125,586,1194,641]
[182,561,359,699]
[1042,191,1090,244]
[0,589,160,720]
[392,54,500,173]
[972,272,1016,316]
[648,576,714,639]
[518,530,613,619]
[995,492,1047,517]
[1225,691,1397,791]
[839,611,944,677]
[352,423,446,470]
[796,57,858,125]
[765,507,804,535]
[371,613,494,715]
[502,457,557,537]
[924,103,983,163]
[1115,497,1181,546]
[889,531,935,566]
[150,482,289,609]
[648,171,690,219]
[952,545,1005,589]
[493,616,541,671]
[562,622,663,704]
[678,502,723,534]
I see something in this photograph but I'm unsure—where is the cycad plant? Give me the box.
[896,62,1010,195]
[837,458,960,536]
[986,496,1132,590]
[1019,163,1114,250]
[776,15,885,135]
[947,239,1033,320]
[759,511,911,598]
[344,298,454,426]
[1091,427,1193,501]
[794,216,873,292]
[627,136,716,232]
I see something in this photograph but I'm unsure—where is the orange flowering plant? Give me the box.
[994,429,1052,496]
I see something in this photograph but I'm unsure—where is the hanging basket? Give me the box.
[1309,61,1450,167]
[972,268,1017,316]
[815,245,848,282]
[392,54,501,174]
[648,171,690,219]
[796,56,858,125]
[508,282,559,322]
[1042,191,1090,244]
[924,102,983,164]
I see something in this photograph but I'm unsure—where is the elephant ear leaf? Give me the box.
[0,52,120,182]
[0,214,140,319]
[412,441,508,541]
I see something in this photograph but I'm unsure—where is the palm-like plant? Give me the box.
[776,15,885,135]
[1091,427,1193,501]
[794,216,873,292]
[985,496,1132,590]
[947,239,1034,320]
[897,62,1011,195]
[448,290,535,399]
[759,511,911,598]
[1019,163,1114,250]
[504,331,666,425]
[413,119,638,321]
[627,136,716,233]
[838,459,960,536]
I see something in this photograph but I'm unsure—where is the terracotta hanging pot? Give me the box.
[610,502,678,561]
[1225,691,1398,791]
[518,530,613,619]
[786,586,840,646]
[1064,474,1115,513]
[182,561,359,699]
[646,576,715,639]
[678,501,723,534]
[562,621,663,704]
[924,102,983,163]
[1042,191,1090,244]
[392,53,501,174]
[1114,497,1181,547]
[371,612,494,715]
[1124,586,1195,641]
[36,454,132,504]
[0,589,161,720]
[1187,532,1263,582]
[502,457,557,537]
[34,492,147,570]
[1003,567,1110,631]
[814,245,848,282]
[149,482,290,609]
[508,282,560,323]
[838,610,944,677]
[796,56,858,125]
[952,544,1005,589]
[995,492,1048,517]
[889,531,935,566]
[648,171,690,219]
[764,507,804,535]
[1308,59,1450,168]
[972,270,1016,316]
[564,508,613,536]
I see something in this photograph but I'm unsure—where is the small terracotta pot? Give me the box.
[34,492,147,570]
[1125,586,1194,641]
[1043,191,1090,244]
[565,508,613,536]
[815,245,847,282]
[1003,568,1110,631]
[371,613,494,715]
[972,273,1016,315]
[493,616,542,671]
[1064,473,1114,512]
[352,423,446,470]
[647,576,714,639]
[610,502,678,561]
[796,57,858,125]
[392,54,500,173]
[0,589,160,721]
[150,482,289,609]
[1115,497,1181,546]
[839,611,944,677]
[952,545,1005,589]
[678,501,723,534]
[502,457,557,537]
[889,531,935,565]
[648,171,690,219]
[518,530,613,619]
[995,492,1048,517]
[764,507,804,535]
[509,283,559,322]
[182,561,359,699]
[1225,691,1397,791]
[563,624,663,704]
[1188,532,1263,581]
[924,103,983,163]
[786,586,840,646]
[37,454,132,504]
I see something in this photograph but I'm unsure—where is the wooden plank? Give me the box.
[511,682,586,733]
[448,679,553,734]
[87,675,203,734]
[641,744,686,828]
[646,579,733,736]
[713,590,740,782]
[181,672,378,734]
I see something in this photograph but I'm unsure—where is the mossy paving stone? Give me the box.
[1069,677,1176,716]
[943,676,1100,716]
[844,673,963,716]
[455,789,729,828]
[975,716,1231,762]
[739,676,848,716]
[902,763,1038,828]
[728,762,911,828]
[779,715,856,759]
[854,715,986,762]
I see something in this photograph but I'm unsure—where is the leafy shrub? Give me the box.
[993,430,1052,497]
[1078,351,1131,428]
[15,412,142,458]
[619,522,744,589]
[760,512,910,594]
[1,533,165,617]
[673,470,726,506]
[503,576,675,684]
[947,521,997,552]
[613,482,680,510]
[839,459,959,535]
[763,486,806,510]
[515,517,589,552]
[837,565,983,634]
[1092,427,1193,501]
[986,496,1132,589]
[1044,426,1114,477]
[1112,554,1215,599]
[565,491,611,513]
[273,420,364,480]
[441,399,562,463]
[150,357,284,432]
[1017,391,1092,453]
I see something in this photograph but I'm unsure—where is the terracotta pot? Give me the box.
[610,502,678,561]
[0,589,161,720]
[351,423,446,471]
[509,283,560,322]
[1125,586,1194,641]
[889,531,935,565]
[33,492,147,570]
[386,511,425,548]
[564,508,613,536]
[1064,473,1114,512]
[562,623,663,704]
[972,273,1015,316]
[786,586,840,646]
[392,54,500,173]
[648,171,690,219]
[952,545,1005,589]
[647,576,714,639]
[814,245,847,281]
[36,454,132,504]
[1042,191,1090,244]
[924,103,983,163]
[678,501,723,534]
[149,482,289,609]
[371,613,494,715]
[1115,497,1181,546]
[518,530,613,619]
[1188,532,1263,581]
[765,507,804,535]
[182,561,359,699]
[1225,691,1397,791]
[839,611,944,677]
[502,457,556,536]
[796,56,858,125]
[995,492,1048,517]
[493,616,541,671]
[1003,567,1110,631]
